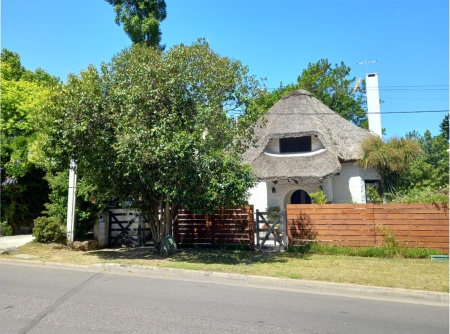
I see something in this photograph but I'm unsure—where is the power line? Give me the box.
[227,109,449,116]
[264,84,448,91]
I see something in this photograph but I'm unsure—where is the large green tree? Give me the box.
[251,59,367,127]
[400,116,449,191]
[0,49,58,233]
[106,0,167,49]
[45,41,262,248]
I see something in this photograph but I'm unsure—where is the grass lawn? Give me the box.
[1,242,448,293]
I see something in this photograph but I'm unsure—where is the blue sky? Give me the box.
[2,0,448,137]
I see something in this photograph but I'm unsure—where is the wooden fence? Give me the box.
[287,203,449,254]
[173,206,255,249]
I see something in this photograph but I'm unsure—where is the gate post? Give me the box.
[94,212,109,248]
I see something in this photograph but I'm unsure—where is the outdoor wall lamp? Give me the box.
[272,187,276,193]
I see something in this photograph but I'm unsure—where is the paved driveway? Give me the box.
[0,235,34,250]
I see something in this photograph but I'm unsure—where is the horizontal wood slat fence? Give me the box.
[174,206,255,249]
[287,203,449,254]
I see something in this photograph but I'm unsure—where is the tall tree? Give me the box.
[106,0,167,49]
[439,114,449,142]
[400,116,449,191]
[45,41,262,248]
[0,49,58,233]
[250,59,367,127]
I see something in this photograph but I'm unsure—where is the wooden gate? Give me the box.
[255,210,287,250]
[108,210,152,247]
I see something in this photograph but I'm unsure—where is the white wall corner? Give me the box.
[248,181,268,213]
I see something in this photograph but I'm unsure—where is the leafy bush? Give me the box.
[0,220,13,236]
[391,187,449,204]
[366,184,383,204]
[33,216,66,243]
[44,172,105,239]
[266,206,280,221]
[309,189,328,204]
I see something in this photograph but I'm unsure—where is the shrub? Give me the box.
[33,216,66,243]
[266,206,280,221]
[309,189,328,204]
[0,220,13,236]
[391,187,449,204]
[366,184,383,204]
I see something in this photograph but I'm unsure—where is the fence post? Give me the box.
[248,206,255,250]
[255,209,260,247]
[207,213,214,245]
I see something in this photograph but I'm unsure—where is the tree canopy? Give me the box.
[45,41,263,246]
[0,49,59,233]
[400,120,449,191]
[359,136,422,198]
[106,0,167,49]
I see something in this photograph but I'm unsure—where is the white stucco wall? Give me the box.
[247,163,379,210]
[248,181,268,213]
[331,162,379,203]
[248,179,329,212]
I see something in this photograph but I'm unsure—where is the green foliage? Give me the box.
[400,128,449,191]
[1,49,59,232]
[391,187,449,204]
[309,188,328,204]
[0,221,13,236]
[359,135,422,198]
[106,0,166,49]
[43,172,105,239]
[45,41,263,245]
[33,216,66,243]
[266,206,281,221]
[377,224,399,249]
[440,114,449,142]
[365,183,383,204]
[250,59,367,127]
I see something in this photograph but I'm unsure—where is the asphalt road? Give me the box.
[0,261,448,334]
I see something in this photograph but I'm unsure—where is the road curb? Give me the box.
[94,263,449,306]
[1,258,446,306]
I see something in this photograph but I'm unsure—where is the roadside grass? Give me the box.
[291,243,446,258]
[1,241,448,293]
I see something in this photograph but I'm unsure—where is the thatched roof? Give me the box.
[242,89,375,180]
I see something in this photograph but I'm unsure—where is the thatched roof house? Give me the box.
[243,89,380,209]
[242,89,375,180]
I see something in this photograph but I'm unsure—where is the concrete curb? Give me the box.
[0,258,448,307]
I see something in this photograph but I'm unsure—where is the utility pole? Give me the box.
[66,159,77,242]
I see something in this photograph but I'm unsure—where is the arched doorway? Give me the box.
[291,190,311,204]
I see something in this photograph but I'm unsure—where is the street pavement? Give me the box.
[0,234,448,308]
[0,261,448,334]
